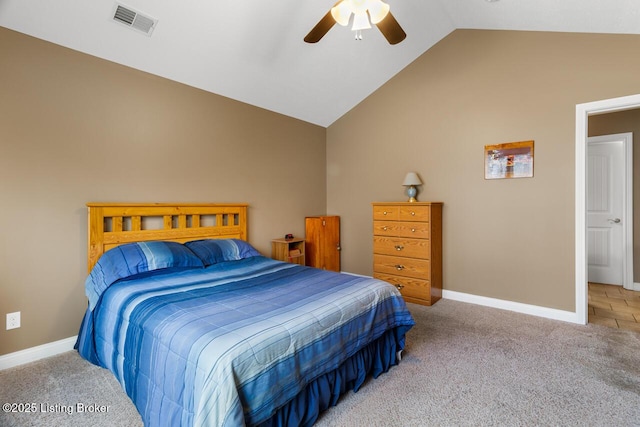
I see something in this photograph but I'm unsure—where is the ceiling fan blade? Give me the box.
[304,10,336,43]
[376,11,406,45]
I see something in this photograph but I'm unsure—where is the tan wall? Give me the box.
[589,109,640,280]
[0,27,326,355]
[5,26,640,356]
[327,30,640,311]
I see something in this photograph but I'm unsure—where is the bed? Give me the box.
[75,203,415,426]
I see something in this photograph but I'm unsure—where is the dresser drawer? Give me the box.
[373,254,430,279]
[374,273,432,303]
[398,206,430,222]
[373,205,399,221]
[373,236,430,259]
[373,220,430,239]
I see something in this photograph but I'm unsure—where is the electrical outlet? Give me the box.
[6,312,20,330]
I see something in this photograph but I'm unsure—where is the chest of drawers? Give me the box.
[372,202,443,306]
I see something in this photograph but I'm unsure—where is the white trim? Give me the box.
[443,290,580,324]
[576,94,640,326]
[348,271,581,323]
[576,103,588,325]
[0,336,77,371]
[624,133,634,290]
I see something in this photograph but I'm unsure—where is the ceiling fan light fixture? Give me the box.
[368,0,390,24]
[305,0,405,44]
[352,10,372,31]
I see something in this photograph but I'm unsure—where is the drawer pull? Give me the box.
[383,211,388,215]
[394,245,404,251]
[383,226,388,231]
[411,211,415,216]
[395,284,405,290]
[395,264,405,271]
[411,228,416,232]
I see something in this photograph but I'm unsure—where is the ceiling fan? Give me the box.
[304,0,406,45]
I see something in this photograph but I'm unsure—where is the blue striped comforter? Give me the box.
[76,256,415,426]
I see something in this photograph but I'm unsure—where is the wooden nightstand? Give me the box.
[271,237,306,265]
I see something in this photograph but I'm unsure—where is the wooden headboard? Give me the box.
[87,203,248,272]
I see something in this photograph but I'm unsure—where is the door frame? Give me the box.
[586,133,633,288]
[576,94,640,325]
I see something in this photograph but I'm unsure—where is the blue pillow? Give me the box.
[85,241,203,310]
[185,239,261,266]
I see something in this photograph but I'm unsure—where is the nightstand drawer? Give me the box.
[398,206,430,222]
[373,220,430,239]
[373,205,399,221]
[374,273,433,303]
[373,254,430,279]
[373,236,430,258]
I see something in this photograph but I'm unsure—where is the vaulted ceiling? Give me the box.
[1,0,639,127]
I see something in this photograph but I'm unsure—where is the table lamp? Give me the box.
[402,172,422,202]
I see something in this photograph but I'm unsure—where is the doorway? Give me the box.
[575,94,640,325]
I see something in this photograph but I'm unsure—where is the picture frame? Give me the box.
[484,140,534,180]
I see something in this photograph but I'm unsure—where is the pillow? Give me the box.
[185,239,261,266]
[85,241,203,310]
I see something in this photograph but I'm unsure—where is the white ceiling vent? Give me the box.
[112,3,157,36]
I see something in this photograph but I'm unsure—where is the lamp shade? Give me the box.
[331,1,352,26]
[368,0,390,24]
[402,172,422,186]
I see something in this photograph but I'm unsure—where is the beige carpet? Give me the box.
[2,299,640,426]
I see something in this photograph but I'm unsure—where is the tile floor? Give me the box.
[588,282,640,332]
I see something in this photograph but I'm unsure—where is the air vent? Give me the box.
[112,3,157,36]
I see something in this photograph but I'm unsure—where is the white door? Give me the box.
[587,135,626,286]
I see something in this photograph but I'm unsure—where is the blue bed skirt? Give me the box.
[257,325,411,427]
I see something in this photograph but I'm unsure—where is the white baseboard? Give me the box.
[442,290,582,324]
[349,271,582,324]
[349,271,581,323]
[0,336,77,371]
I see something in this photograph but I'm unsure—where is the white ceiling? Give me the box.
[1,0,639,127]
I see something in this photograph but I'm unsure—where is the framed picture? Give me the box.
[484,140,534,180]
